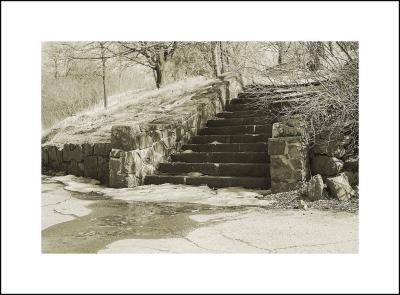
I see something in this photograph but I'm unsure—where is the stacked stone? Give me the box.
[41,74,243,187]
[109,83,230,188]
[268,118,310,193]
[41,142,111,184]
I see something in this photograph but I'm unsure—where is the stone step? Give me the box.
[181,143,267,153]
[171,152,268,163]
[190,134,269,144]
[144,175,269,189]
[238,89,296,98]
[229,98,258,104]
[198,124,272,136]
[216,111,271,118]
[225,103,260,112]
[207,117,273,127]
[158,162,269,177]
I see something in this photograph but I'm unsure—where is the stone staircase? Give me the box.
[144,94,274,189]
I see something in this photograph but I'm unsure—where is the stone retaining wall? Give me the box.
[42,74,242,187]
[109,75,242,188]
[41,142,111,184]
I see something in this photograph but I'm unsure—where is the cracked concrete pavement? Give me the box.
[42,178,94,230]
[99,208,358,253]
[42,175,358,253]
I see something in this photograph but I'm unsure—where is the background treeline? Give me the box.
[42,41,358,133]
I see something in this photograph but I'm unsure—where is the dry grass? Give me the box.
[42,76,216,146]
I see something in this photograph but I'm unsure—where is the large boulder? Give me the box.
[311,155,343,176]
[313,131,350,157]
[313,139,346,158]
[342,171,358,186]
[326,173,355,201]
[305,174,324,201]
[343,157,359,172]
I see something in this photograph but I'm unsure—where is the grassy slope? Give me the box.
[42,77,217,146]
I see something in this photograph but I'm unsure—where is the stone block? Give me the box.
[84,156,97,178]
[82,143,94,157]
[291,158,306,170]
[153,141,167,155]
[268,138,286,155]
[139,164,155,179]
[109,172,128,188]
[270,156,293,179]
[342,171,358,186]
[291,168,307,180]
[272,122,305,138]
[109,156,123,174]
[110,148,125,158]
[326,173,355,201]
[47,145,63,169]
[287,143,303,159]
[175,126,185,141]
[124,150,142,174]
[343,157,359,172]
[313,139,346,158]
[311,155,343,176]
[148,130,163,142]
[93,142,111,156]
[63,144,83,162]
[285,117,307,128]
[143,148,155,165]
[126,174,141,187]
[305,174,324,201]
[111,125,141,151]
[153,152,166,165]
[42,148,49,165]
[78,162,84,173]
[97,156,109,184]
[68,160,84,177]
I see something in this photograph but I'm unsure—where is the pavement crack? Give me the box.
[42,190,73,207]
[52,208,80,219]
[181,235,214,252]
[141,246,176,253]
[269,239,358,253]
[164,225,214,252]
[172,231,214,252]
[218,231,272,253]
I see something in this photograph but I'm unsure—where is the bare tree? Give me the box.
[275,42,291,65]
[62,42,116,108]
[115,42,177,89]
[42,43,75,79]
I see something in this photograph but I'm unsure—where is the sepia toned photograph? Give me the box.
[41,41,359,253]
[3,1,399,293]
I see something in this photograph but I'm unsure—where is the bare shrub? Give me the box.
[242,42,359,157]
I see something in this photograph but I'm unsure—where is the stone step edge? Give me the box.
[144,175,268,188]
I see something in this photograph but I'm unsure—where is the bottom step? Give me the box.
[144,175,269,189]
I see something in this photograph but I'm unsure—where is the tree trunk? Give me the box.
[102,59,107,108]
[100,43,107,108]
[223,45,230,70]
[278,45,283,65]
[154,65,163,89]
[219,42,225,73]
[211,42,222,77]
[53,59,58,79]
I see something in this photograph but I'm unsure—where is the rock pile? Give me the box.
[302,131,358,202]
